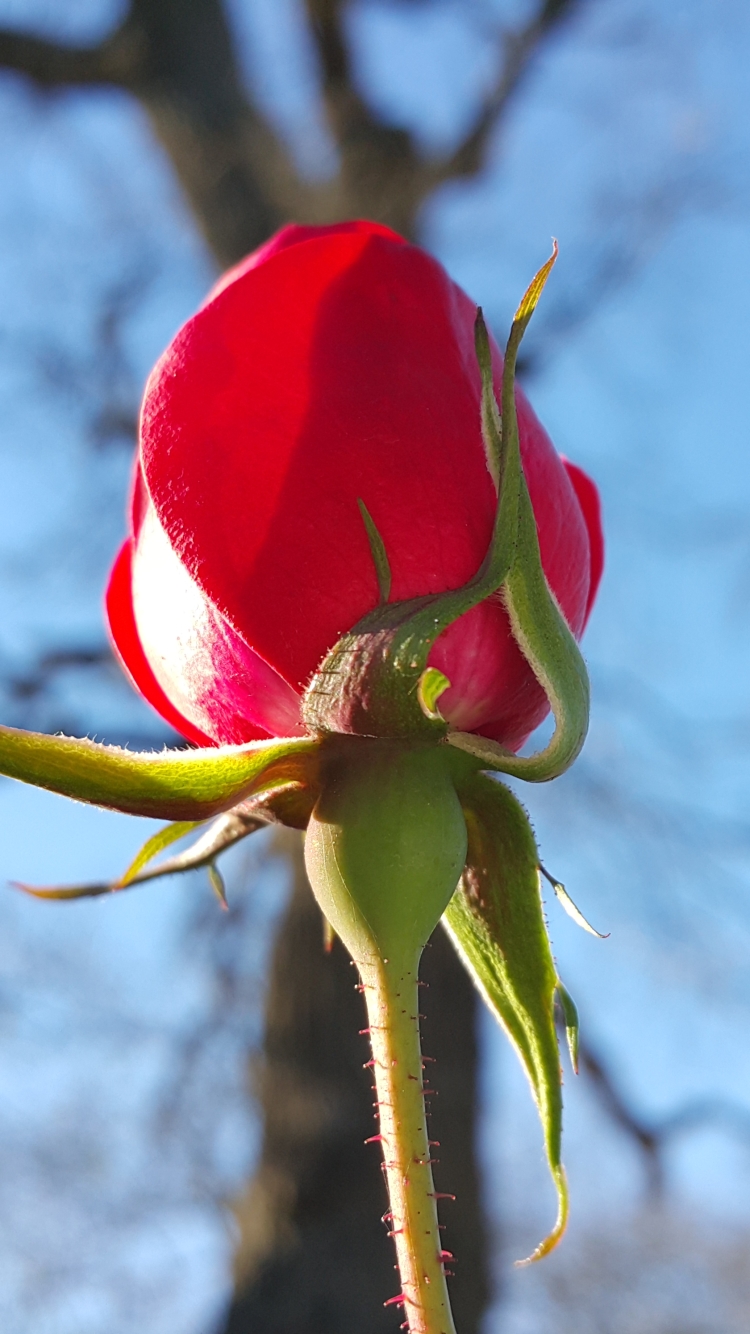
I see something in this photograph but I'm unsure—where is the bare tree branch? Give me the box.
[304,0,426,235]
[0,0,589,254]
[576,1033,750,1202]
[430,0,582,187]
[0,22,146,88]
[0,2,300,268]
[577,1039,664,1196]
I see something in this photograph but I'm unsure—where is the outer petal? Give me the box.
[562,458,604,623]
[128,500,305,745]
[140,224,592,745]
[106,540,213,746]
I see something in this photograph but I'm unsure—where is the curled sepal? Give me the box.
[0,724,319,820]
[448,244,590,784]
[442,769,567,1262]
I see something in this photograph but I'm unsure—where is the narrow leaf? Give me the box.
[442,770,567,1262]
[540,863,610,938]
[119,820,202,886]
[13,806,270,900]
[358,498,392,603]
[555,981,580,1075]
[0,725,319,820]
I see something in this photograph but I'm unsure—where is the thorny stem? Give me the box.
[360,957,457,1334]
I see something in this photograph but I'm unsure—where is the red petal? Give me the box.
[129,500,304,744]
[106,540,215,746]
[562,459,604,623]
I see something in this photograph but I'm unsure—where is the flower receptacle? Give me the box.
[304,736,467,973]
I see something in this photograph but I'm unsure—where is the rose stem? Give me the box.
[360,957,457,1334]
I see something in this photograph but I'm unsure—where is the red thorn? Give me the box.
[359,1028,370,1035]
[429,1192,456,1201]
[365,1135,384,1144]
[422,1055,436,1063]
[381,1211,394,1224]
[428,1141,441,1147]
[363,1059,376,1069]
[439,1250,454,1260]
[384,1294,406,1307]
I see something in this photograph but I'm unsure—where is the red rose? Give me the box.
[106,221,603,751]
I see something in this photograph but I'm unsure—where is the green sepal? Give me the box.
[0,724,319,820]
[12,777,317,902]
[447,244,590,783]
[358,499,392,604]
[442,769,567,1262]
[13,805,269,900]
[555,980,579,1075]
[446,480,589,781]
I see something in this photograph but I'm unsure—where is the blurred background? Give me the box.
[0,1,749,1331]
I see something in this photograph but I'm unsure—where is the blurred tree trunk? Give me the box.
[0,2,581,1327]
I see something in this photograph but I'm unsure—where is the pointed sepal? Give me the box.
[448,245,590,783]
[0,724,319,820]
[442,768,567,1260]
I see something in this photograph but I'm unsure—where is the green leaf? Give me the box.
[0,725,319,820]
[119,820,203,886]
[442,770,567,1262]
[13,805,269,900]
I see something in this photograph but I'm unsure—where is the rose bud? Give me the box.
[106,221,603,751]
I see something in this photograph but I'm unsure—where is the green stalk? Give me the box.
[303,737,469,1334]
[360,956,456,1334]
